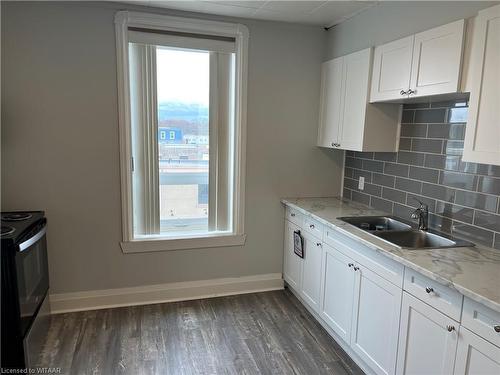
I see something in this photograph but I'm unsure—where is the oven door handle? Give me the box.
[18,226,47,252]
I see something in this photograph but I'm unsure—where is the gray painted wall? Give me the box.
[1,1,343,294]
[325,1,496,59]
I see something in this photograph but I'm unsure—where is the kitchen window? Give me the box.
[115,12,248,252]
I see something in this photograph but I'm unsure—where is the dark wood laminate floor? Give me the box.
[39,289,364,375]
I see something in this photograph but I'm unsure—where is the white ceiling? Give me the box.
[128,1,378,28]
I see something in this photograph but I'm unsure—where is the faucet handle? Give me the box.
[410,196,428,210]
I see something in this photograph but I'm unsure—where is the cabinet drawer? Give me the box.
[324,227,404,287]
[403,268,463,321]
[462,297,500,348]
[285,207,303,226]
[303,216,324,240]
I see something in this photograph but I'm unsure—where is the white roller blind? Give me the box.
[128,29,236,53]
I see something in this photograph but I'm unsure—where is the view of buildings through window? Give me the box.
[156,48,210,233]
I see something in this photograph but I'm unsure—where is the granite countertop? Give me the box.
[281,197,500,314]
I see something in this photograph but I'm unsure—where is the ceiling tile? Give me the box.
[208,1,267,10]
[311,1,376,26]
[251,9,316,24]
[149,1,258,18]
[260,1,327,14]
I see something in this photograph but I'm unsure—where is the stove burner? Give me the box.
[1,225,15,236]
[2,213,32,222]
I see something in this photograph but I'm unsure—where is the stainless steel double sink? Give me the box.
[338,216,475,250]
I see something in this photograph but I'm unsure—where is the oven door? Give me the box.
[15,224,49,337]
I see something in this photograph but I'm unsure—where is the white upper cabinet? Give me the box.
[370,19,465,102]
[410,20,465,98]
[317,48,400,152]
[340,50,373,150]
[317,57,344,148]
[463,4,500,166]
[370,36,414,102]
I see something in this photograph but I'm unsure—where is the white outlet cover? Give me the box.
[358,176,365,190]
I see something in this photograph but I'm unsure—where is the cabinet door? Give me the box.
[370,36,414,102]
[351,265,402,375]
[317,57,344,148]
[320,243,356,343]
[454,327,500,375]
[283,220,302,291]
[397,292,458,375]
[463,5,500,166]
[339,48,371,151]
[300,231,323,313]
[409,19,465,98]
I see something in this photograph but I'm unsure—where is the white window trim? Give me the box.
[115,11,248,253]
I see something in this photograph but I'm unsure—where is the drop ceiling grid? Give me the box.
[128,1,378,27]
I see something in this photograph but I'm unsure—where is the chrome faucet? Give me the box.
[410,198,428,231]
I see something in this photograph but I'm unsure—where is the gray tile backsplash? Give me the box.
[343,100,500,249]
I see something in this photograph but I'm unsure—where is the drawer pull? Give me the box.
[348,263,354,268]
[446,325,455,332]
[310,224,315,229]
[494,325,500,333]
[353,266,360,271]
[290,213,295,217]
[425,287,434,294]
[316,242,322,247]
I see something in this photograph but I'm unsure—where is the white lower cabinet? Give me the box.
[320,241,401,375]
[454,327,500,375]
[300,231,323,313]
[283,220,302,291]
[397,292,459,375]
[351,265,402,375]
[283,212,499,375]
[320,243,356,343]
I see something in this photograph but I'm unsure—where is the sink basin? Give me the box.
[338,216,412,231]
[338,216,475,249]
[374,230,463,249]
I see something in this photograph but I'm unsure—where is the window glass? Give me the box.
[157,48,210,235]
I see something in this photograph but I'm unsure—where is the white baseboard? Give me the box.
[49,273,284,314]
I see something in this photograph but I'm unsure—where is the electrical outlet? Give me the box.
[358,176,365,190]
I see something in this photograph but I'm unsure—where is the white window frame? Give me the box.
[115,11,248,253]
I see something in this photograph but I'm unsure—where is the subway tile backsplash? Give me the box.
[343,100,500,250]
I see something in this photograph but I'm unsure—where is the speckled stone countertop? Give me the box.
[281,197,500,313]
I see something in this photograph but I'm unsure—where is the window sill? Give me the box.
[120,233,246,253]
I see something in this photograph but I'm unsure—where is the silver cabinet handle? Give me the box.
[425,287,434,294]
[331,142,335,147]
[337,143,341,147]
[446,325,456,332]
[353,266,360,271]
[316,242,322,247]
[348,263,354,268]
[400,90,407,95]
[290,213,295,217]
[408,89,416,95]
[310,224,315,229]
[494,325,500,333]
